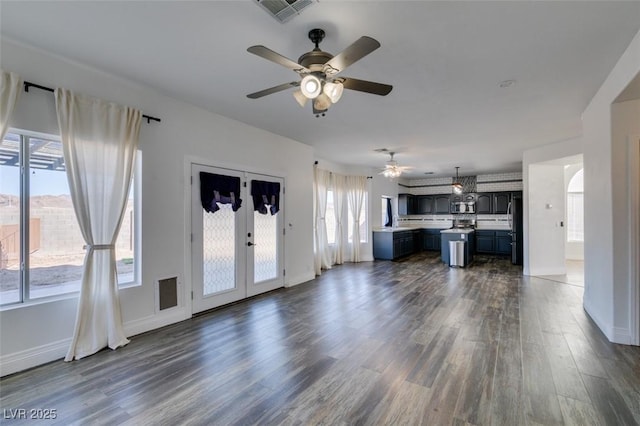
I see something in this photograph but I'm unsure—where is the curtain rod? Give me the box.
[24,81,161,124]
[314,161,373,179]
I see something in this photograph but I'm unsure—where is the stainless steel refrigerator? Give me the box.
[508,195,523,265]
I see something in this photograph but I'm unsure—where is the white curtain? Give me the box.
[332,174,346,265]
[0,70,23,141]
[55,89,142,361]
[347,176,367,262]
[313,168,332,275]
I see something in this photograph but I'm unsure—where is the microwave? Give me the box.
[451,201,475,214]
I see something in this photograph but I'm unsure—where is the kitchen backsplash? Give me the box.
[476,172,523,192]
[400,171,522,194]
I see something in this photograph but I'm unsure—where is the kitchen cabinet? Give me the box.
[475,230,495,253]
[475,230,512,255]
[476,193,492,214]
[493,193,510,214]
[434,195,451,214]
[398,193,415,215]
[416,196,433,214]
[373,230,416,260]
[495,231,512,254]
[412,229,423,252]
[476,192,518,214]
[422,229,441,251]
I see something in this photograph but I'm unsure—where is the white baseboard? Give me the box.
[1,308,191,377]
[124,307,190,338]
[583,299,616,343]
[529,267,567,276]
[583,301,633,345]
[285,272,316,288]
[613,327,633,345]
[0,338,70,377]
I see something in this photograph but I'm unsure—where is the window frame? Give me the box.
[566,168,584,243]
[0,128,141,308]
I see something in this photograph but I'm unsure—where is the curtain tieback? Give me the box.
[83,244,114,250]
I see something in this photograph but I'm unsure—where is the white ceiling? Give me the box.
[1,1,639,178]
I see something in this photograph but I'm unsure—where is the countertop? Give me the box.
[373,225,449,232]
[440,228,476,234]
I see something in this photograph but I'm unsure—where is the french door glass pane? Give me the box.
[0,133,21,304]
[28,137,84,299]
[202,203,236,295]
[253,211,277,283]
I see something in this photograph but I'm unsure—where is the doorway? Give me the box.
[191,163,284,314]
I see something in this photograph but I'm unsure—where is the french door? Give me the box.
[191,163,284,314]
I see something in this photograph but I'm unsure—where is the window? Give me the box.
[348,193,368,243]
[0,130,140,306]
[325,190,336,244]
[567,168,584,242]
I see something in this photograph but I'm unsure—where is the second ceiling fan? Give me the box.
[246,28,393,117]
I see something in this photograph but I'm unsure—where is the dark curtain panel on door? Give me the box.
[251,180,280,215]
[385,198,393,227]
[200,172,242,213]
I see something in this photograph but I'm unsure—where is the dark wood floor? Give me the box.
[1,252,639,425]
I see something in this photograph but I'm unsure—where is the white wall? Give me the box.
[0,38,315,375]
[611,99,640,339]
[582,29,640,344]
[528,164,567,275]
[522,137,582,276]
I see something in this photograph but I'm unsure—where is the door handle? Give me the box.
[247,242,255,247]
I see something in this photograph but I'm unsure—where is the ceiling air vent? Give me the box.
[255,0,318,23]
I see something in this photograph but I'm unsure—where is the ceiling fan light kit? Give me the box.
[323,81,344,103]
[300,75,321,98]
[382,167,402,179]
[378,150,412,179]
[247,28,392,117]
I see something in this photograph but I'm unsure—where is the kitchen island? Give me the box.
[440,228,475,266]
[372,223,450,260]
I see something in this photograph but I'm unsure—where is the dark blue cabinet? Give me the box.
[374,230,416,260]
[475,230,512,255]
[475,230,495,253]
[422,229,441,251]
[493,193,510,214]
[495,231,512,254]
[434,195,451,214]
[476,194,492,214]
[399,194,415,215]
[476,192,515,214]
[416,196,433,214]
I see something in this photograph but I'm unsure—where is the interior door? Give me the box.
[191,164,284,314]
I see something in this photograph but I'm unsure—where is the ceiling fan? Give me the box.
[246,28,393,117]
[378,149,413,179]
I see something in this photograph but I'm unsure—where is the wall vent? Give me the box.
[158,277,178,311]
[255,0,318,23]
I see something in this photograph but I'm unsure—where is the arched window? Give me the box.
[567,169,583,242]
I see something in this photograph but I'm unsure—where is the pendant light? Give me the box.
[452,167,463,194]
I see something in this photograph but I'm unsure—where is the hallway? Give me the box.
[536,259,585,287]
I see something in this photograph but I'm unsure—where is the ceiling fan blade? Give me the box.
[341,77,393,96]
[247,45,310,74]
[322,36,380,76]
[247,82,300,99]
